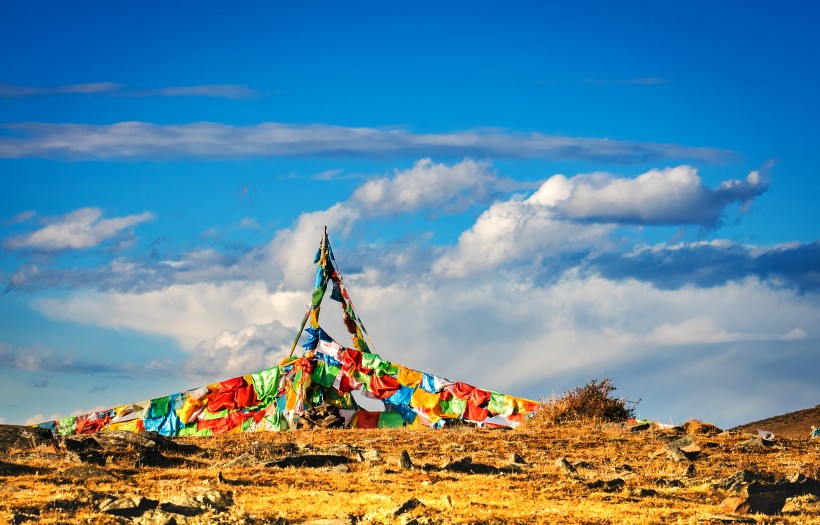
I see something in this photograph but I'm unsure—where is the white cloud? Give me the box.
[35,282,306,349]
[351,158,517,215]
[546,165,768,225]
[0,121,735,164]
[183,321,293,383]
[0,81,125,97]
[6,207,154,251]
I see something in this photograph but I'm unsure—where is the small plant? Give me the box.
[536,378,638,424]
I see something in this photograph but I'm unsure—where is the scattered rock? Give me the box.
[195,488,233,512]
[361,448,380,462]
[138,509,179,525]
[712,470,767,492]
[509,452,527,465]
[0,424,56,452]
[442,456,522,475]
[99,494,158,517]
[655,478,685,488]
[393,497,423,516]
[630,487,657,498]
[10,513,38,525]
[602,422,650,433]
[683,463,697,478]
[266,454,350,469]
[221,452,262,468]
[63,465,118,480]
[399,450,414,470]
[614,464,634,473]
[68,449,106,466]
[159,494,205,516]
[586,478,625,492]
[332,463,351,473]
[555,457,577,476]
[136,448,175,468]
[718,491,788,515]
[573,461,594,469]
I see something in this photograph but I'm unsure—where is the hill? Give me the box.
[0,419,818,524]
[732,405,820,440]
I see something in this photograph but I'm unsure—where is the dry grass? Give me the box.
[1,421,818,524]
[533,378,638,425]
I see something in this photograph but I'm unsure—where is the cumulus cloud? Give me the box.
[540,165,769,225]
[351,158,527,215]
[183,321,294,382]
[5,207,154,251]
[0,121,735,164]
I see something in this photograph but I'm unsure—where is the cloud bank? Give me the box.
[0,122,736,164]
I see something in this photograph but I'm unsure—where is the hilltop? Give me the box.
[732,405,820,440]
[0,417,818,524]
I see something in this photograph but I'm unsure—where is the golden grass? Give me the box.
[0,422,818,524]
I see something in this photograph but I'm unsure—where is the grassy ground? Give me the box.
[1,418,818,524]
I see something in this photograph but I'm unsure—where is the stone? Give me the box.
[712,470,764,492]
[195,488,232,512]
[63,465,118,480]
[159,495,204,516]
[509,452,527,465]
[630,488,658,498]
[718,491,788,515]
[221,452,262,468]
[399,450,414,470]
[138,509,179,525]
[555,457,577,475]
[99,495,158,517]
[393,497,423,516]
[0,424,56,453]
[362,448,380,462]
[332,463,351,473]
[266,454,350,469]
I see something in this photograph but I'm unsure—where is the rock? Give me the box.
[159,494,204,516]
[509,452,527,465]
[99,495,158,517]
[300,518,354,525]
[63,435,101,452]
[653,442,697,462]
[195,488,232,512]
[718,491,788,515]
[712,470,765,492]
[683,463,697,478]
[0,459,50,476]
[393,497,423,516]
[221,452,262,468]
[136,448,174,468]
[10,513,38,525]
[332,463,351,473]
[266,454,350,469]
[586,478,625,492]
[138,509,179,525]
[63,465,118,480]
[614,464,634,473]
[602,422,650,433]
[68,449,106,466]
[0,424,57,452]
[555,457,577,476]
[362,448,380,462]
[630,488,658,498]
[399,450,414,470]
[442,456,522,475]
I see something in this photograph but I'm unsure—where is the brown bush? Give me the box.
[535,378,638,424]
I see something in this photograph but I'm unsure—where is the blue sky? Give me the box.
[1,2,818,428]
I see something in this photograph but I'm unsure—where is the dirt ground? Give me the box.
[1,420,819,524]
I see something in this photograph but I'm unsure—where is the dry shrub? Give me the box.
[683,419,723,435]
[535,378,638,424]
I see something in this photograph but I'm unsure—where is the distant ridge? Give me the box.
[731,405,820,440]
